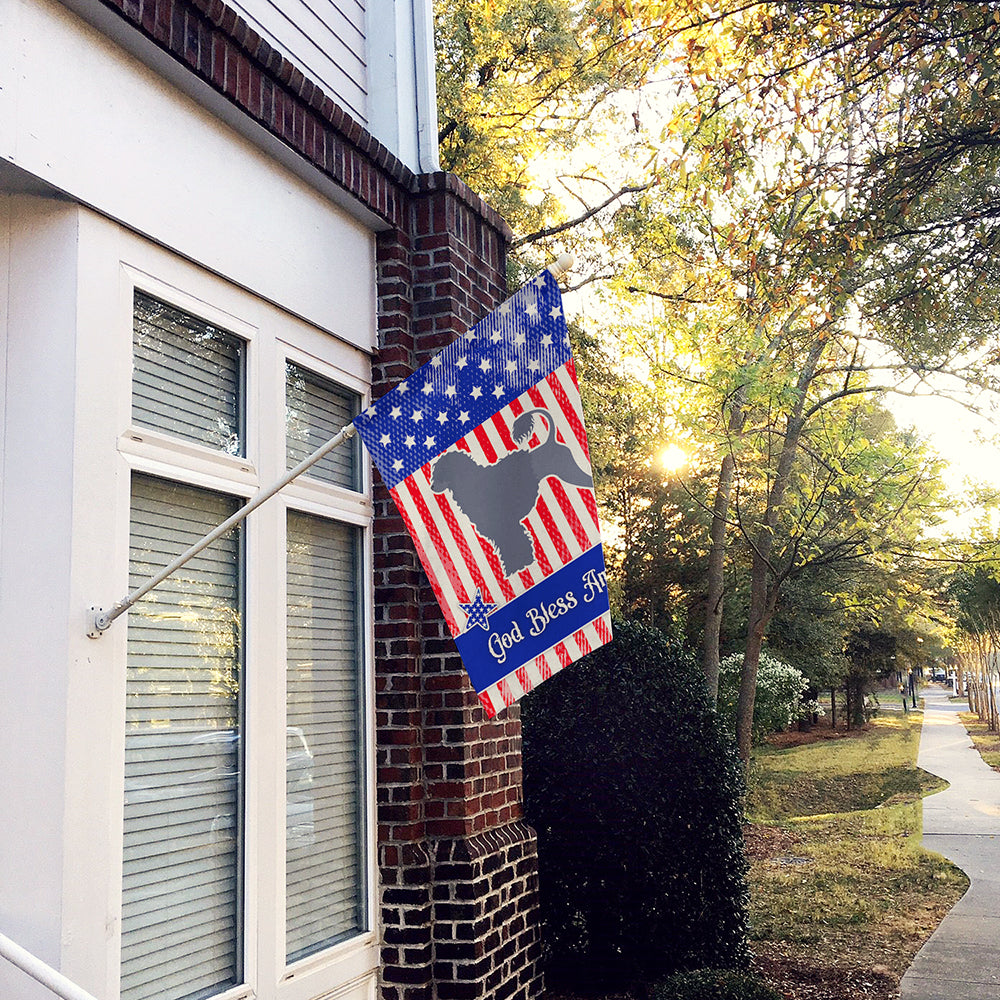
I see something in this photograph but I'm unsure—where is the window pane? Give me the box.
[122,474,244,1000]
[286,362,361,490]
[133,291,245,456]
[286,511,366,962]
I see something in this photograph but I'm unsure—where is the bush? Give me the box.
[652,969,783,1000]
[522,619,750,988]
[718,651,808,744]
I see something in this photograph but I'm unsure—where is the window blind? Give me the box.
[133,291,245,456]
[285,511,366,962]
[122,474,244,1000]
[285,362,361,490]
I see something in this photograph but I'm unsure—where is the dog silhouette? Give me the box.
[429,409,592,576]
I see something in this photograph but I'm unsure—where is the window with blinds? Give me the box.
[133,291,245,456]
[285,511,366,962]
[286,362,361,490]
[122,474,244,1000]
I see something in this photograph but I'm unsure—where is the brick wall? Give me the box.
[373,181,542,1000]
[96,1,543,993]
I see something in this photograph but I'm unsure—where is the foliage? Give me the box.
[748,715,966,979]
[521,619,749,987]
[651,969,782,1000]
[718,651,806,744]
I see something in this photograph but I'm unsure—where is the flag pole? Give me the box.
[87,423,357,636]
[87,255,575,638]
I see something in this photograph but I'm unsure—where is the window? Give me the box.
[121,284,372,1000]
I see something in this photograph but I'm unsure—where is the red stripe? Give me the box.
[431,487,496,605]
[535,495,572,564]
[390,485,461,633]
[491,411,517,451]
[594,616,613,644]
[535,654,552,680]
[518,567,536,589]
[400,478,468,604]
[580,488,600,530]
[473,423,498,464]
[573,628,592,655]
[545,368,590,461]
[479,691,497,717]
[498,678,515,707]
[554,642,572,667]
[523,521,553,577]
[516,666,533,692]
[547,479,591,550]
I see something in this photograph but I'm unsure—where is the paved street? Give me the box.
[900,688,1000,1000]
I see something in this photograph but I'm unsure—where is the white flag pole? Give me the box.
[88,423,357,636]
[87,256,574,638]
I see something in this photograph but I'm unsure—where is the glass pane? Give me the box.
[133,291,245,456]
[122,474,244,1000]
[285,511,366,962]
[286,362,361,490]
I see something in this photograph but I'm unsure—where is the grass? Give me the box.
[958,711,1000,771]
[747,713,968,990]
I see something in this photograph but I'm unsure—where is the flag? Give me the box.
[354,271,612,717]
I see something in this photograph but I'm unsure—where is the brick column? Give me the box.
[373,175,543,1000]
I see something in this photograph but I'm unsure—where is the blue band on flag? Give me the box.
[455,544,610,692]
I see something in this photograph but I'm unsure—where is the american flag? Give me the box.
[354,271,612,717]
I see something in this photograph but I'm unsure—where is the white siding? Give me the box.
[231,0,368,125]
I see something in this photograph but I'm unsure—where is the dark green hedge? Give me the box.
[652,970,783,1000]
[522,620,750,988]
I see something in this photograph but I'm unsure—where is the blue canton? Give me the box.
[353,270,572,490]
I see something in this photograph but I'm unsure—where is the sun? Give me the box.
[657,443,689,473]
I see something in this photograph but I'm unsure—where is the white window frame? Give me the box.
[112,252,378,1000]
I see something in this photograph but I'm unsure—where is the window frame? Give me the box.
[115,259,377,1000]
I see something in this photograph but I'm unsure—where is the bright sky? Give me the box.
[887,391,1000,537]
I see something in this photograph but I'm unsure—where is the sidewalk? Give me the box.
[900,688,1000,1000]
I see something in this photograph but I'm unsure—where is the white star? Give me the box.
[541,334,553,347]
[399,382,409,393]
[491,329,503,343]
[380,433,391,446]
[456,356,469,370]
[514,332,526,347]
[492,384,504,398]
[533,274,546,287]
[500,300,513,315]
[526,302,539,318]
[404,435,416,448]
[411,410,423,422]
[431,355,443,367]
[528,359,540,372]
[390,406,402,419]
[506,359,518,373]
[445,384,456,397]
[437,411,448,424]
[550,304,563,319]
[471,386,483,399]
[425,435,435,448]
[459,410,470,422]
[479,358,491,372]
[464,330,476,341]
[392,459,403,472]
[422,382,433,395]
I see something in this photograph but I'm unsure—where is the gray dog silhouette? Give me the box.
[429,409,592,576]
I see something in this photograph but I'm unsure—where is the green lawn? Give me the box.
[747,714,968,983]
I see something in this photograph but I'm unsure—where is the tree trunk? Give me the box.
[703,451,737,706]
[830,688,836,729]
[702,396,746,708]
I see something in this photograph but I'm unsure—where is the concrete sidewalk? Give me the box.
[900,688,1000,1000]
